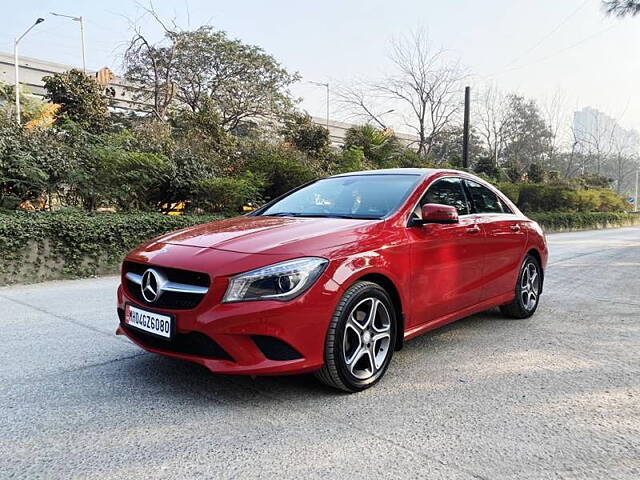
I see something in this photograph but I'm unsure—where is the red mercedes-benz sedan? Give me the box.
[116,168,547,392]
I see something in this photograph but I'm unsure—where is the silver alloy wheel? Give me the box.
[343,297,392,380]
[520,262,540,311]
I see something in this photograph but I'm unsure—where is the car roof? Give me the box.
[330,168,459,178]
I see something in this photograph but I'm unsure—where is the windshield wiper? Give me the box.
[262,212,378,220]
[322,214,379,219]
[261,212,329,217]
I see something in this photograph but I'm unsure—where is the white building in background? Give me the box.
[573,106,640,155]
[0,52,417,148]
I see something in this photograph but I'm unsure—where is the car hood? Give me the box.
[155,215,382,255]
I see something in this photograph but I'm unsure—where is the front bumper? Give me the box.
[116,276,338,375]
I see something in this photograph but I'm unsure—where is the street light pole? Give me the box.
[50,12,86,72]
[80,16,86,73]
[372,109,395,130]
[14,18,45,124]
[308,81,330,131]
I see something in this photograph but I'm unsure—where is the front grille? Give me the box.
[123,261,210,310]
[119,309,232,361]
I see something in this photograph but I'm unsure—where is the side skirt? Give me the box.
[403,292,515,341]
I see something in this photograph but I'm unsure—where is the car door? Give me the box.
[464,179,527,301]
[408,177,486,324]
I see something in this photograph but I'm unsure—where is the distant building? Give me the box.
[573,106,640,154]
[0,52,418,148]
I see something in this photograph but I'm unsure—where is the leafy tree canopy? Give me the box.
[281,112,330,158]
[603,0,640,17]
[42,69,109,132]
[124,25,300,129]
[501,95,553,176]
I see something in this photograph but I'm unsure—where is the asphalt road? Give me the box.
[1,227,639,479]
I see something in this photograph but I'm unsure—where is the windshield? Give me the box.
[259,174,420,219]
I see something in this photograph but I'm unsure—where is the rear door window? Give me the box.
[465,180,511,214]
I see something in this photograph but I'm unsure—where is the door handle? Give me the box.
[510,225,521,232]
[466,225,481,234]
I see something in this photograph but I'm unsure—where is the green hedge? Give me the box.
[0,211,219,284]
[1,210,639,285]
[495,182,629,213]
[529,212,640,232]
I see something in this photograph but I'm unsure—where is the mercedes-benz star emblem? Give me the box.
[141,268,164,303]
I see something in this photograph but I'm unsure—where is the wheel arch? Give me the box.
[356,272,405,351]
[526,248,544,293]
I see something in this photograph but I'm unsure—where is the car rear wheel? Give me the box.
[315,281,397,392]
[500,254,542,319]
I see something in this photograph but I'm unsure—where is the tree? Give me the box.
[124,28,180,121]
[573,109,616,175]
[0,115,81,209]
[541,90,567,170]
[429,126,483,167]
[124,22,300,129]
[42,69,109,132]
[0,82,49,124]
[338,29,466,156]
[607,131,640,194]
[380,30,466,155]
[476,85,508,171]
[603,0,640,17]
[527,162,546,183]
[501,95,553,178]
[281,113,330,158]
[474,156,499,178]
[343,124,404,168]
[336,82,396,129]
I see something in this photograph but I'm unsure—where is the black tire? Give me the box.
[500,254,542,319]
[315,281,397,393]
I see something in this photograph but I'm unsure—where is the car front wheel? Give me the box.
[315,281,397,392]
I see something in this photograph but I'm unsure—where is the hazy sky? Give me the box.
[2,0,639,139]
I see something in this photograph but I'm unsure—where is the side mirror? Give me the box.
[419,203,459,225]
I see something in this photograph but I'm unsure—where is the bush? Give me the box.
[0,211,220,284]
[239,141,319,200]
[281,112,330,158]
[334,146,366,174]
[495,182,520,204]
[529,212,639,232]
[193,174,263,214]
[517,184,572,212]
[513,183,628,213]
[0,120,78,207]
[93,147,173,211]
[343,124,405,168]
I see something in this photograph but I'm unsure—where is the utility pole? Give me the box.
[14,18,45,124]
[462,86,471,169]
[51,12,86,72]
[635,170,639,213]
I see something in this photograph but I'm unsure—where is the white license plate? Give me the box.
[125,304,173,339]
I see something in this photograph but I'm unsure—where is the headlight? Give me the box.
[223,257,328,302]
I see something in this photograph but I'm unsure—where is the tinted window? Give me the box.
[465,180,508,214]
[421,178,470,215]
[260,174,420,219]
